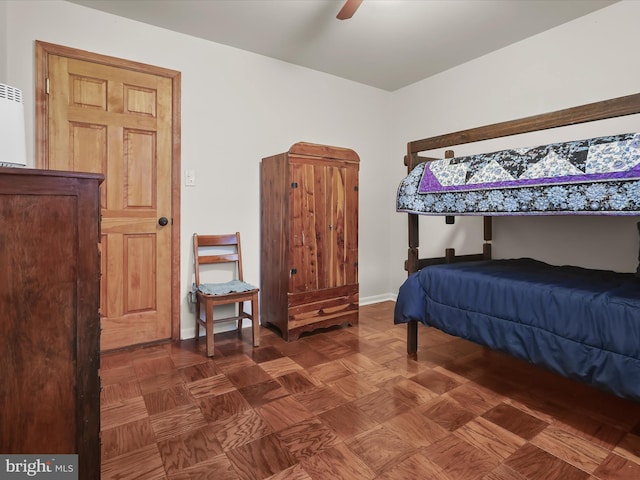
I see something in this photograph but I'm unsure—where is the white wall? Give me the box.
[389,0,640,293]
[4,0,392,339]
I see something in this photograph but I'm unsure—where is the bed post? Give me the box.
[405,152,421,274]
[407,209,420,355]
[405,150,420,355]
[407,320,418,355]
[407,212,420,353]
[484,216,492,259]
[407,213,420,273]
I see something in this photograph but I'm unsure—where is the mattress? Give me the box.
[394,258,640,401]
[397,133,640,215]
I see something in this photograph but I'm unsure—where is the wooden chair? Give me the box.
[193,232,260,356]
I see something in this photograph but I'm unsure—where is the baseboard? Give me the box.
[181,294,397,340]
[359,293,397,305]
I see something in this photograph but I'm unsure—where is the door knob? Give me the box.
[158,217,169,226]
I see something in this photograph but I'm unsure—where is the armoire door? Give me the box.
[289,161,325,293]
[36,41,181,351]
[326,161,359,289]
[289,160,357,293]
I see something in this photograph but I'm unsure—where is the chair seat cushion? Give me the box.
[197,280,257,295]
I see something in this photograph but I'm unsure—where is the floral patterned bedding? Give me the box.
[397,133,640,215]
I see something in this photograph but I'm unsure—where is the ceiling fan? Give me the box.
[336,0,363,20]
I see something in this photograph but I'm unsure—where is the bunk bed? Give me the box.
[393,93,640,401]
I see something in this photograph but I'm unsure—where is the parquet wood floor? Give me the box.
[100,302,640,479]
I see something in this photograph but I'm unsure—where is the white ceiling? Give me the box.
[67,0,617,91]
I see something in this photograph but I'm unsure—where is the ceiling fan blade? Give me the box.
[336,0,363,20]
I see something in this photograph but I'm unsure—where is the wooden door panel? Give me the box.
[327,165,346,288]
[289,163,305,292]
[99,234,108,317]
[124,85,157,116]
[98,313,160,352]
[312,164,329,289]
[102,234,123,320]
[345,165,359,286]
[327,162,359,288]
[125,234,156,312]
[290,163,316,292]
[289,162,332,293]
[69,122,108,208]
[124,129,156,207]
[46,52,174,350]
[69,74,107,109]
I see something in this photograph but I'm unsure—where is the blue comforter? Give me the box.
[394,258,640,401]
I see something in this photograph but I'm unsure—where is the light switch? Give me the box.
[185,169,196,186]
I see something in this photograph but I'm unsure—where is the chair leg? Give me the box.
[237,302,243,337]
[205,300,214,357]
[251,293,260,347]
[195,298,201,340]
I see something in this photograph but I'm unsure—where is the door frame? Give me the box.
[34,40,182,342]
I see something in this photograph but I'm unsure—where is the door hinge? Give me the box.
[354,185,359,191]
[45,78,50,95]
[290,268,297,275]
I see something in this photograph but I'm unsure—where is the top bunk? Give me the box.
[397,93,640,216]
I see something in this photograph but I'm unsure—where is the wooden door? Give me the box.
[327,162,358,289]
[290,160,326,293]
[289,159,357,293]
[36,42,181,351]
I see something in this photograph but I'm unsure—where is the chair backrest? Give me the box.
[193,233,245,286]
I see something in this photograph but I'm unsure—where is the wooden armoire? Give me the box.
[260,142,359,341]
[0,168,102,479]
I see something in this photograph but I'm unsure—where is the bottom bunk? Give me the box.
[394,258,640,402]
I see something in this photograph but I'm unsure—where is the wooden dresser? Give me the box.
[260,142,359,341]
[0,168,103,479]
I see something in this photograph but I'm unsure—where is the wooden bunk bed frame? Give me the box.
[403,92,640,355]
